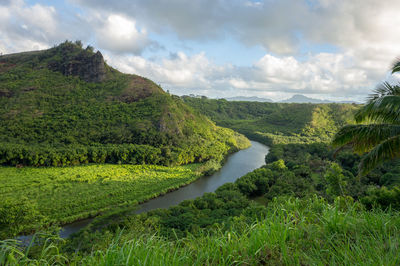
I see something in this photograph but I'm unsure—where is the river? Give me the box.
[20,141,269,240]
[136,141,269,213]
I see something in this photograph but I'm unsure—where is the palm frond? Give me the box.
[333,57,400,176]
[359,135,400,175]
[366,82,400,102]
[355,94,400,123]
[392,58,400,74]
[332,124,400,154]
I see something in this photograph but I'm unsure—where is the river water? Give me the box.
[20,141,269,240]
[136,141,269,213]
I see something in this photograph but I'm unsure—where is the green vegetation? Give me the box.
[0,41,249,167]
[106,143,398,243]
[71,200,400,265]
[265,142,400,197]
[333,80,400,175]
[2,142,397,264]
[2,197,399,265]
[183,96,358,145]
[0,164,204,238]
[0,41,251,242]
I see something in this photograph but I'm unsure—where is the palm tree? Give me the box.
[332,60,400,175]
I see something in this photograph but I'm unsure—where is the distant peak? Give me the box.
[280,94,360,104]
[280,94,332,104]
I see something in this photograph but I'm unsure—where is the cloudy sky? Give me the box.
[1,0,400,101]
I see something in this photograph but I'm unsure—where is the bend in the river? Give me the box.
[135,141,269,214]
[20,141,269,240]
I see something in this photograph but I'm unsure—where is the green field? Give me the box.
[0,164,201,238]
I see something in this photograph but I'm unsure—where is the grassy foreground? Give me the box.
[1,196,399,265]
[0,164,201,238]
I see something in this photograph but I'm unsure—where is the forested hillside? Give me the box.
[0,42,249,167]
[183,97,358,145]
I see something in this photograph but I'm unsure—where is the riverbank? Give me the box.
[63,141,268,239]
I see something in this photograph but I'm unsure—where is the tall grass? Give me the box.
[2,196,399,265]
[0,233,68,265]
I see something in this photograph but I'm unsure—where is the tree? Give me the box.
[324,163,347,197]
[75,40,83,48]
[86,45,94,52]
[332,60,400,175]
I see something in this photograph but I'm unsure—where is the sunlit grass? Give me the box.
[0,164,201,237]
[2,196,399,265]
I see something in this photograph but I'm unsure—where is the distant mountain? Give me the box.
[223,96,273,102]
[280,94,360,104]
[217,95,359,104]
[280,94,331,103]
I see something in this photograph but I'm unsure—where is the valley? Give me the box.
[1,42,400,265]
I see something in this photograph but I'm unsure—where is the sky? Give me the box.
[1,0,400,102]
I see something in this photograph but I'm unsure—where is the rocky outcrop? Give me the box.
[1,42,107,83]
[47,45,106,83]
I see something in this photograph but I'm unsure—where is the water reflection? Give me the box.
[136,141,269,213]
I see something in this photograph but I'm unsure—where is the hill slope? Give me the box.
[0,41,249,166]
[182,97,359,145]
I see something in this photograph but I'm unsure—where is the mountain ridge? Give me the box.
[0,41,249,166]
[199,94,359,104]
[279,94,360,104]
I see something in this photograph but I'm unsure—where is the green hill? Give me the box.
[182,96,359,145]
[0,41,249,166]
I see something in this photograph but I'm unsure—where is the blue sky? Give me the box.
[1,0,400,101]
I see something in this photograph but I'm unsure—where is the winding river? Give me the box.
[20,141,269,240]
[136,141,269,213]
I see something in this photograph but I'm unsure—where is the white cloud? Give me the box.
[251,52,372,95]
[71,0,307,54]
[15,3,57,34]
[105,51,217,88]
[91,13,151,54]
[0,1,155,55]
[72,0,400,65]
[0,0,58,53]
[102,49,375,101]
